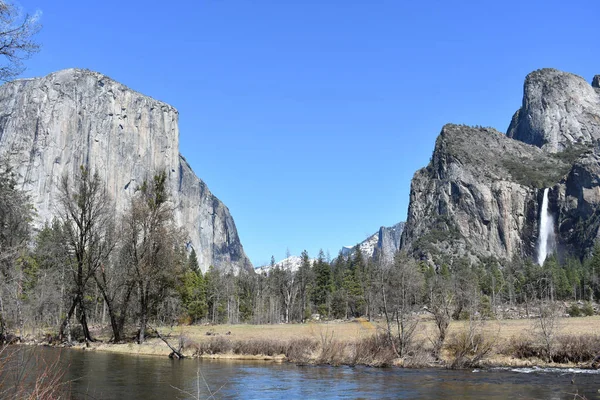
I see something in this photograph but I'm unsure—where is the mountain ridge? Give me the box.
[0,68,252,272]
[400,69,600,264]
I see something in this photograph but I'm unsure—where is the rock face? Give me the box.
[401,124,564,262]
[554,148,600,257]
[505,68,600,259]
[0,69,251,272]
[374,222,405,263]
[401,69,600,263]
[341,222,405,263]
[507,69,600,153]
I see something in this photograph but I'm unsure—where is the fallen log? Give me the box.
[149,325,185,359]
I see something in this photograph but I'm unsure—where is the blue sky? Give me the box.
[17,0,600,266]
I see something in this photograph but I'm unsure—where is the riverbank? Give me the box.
[45,315,600,370]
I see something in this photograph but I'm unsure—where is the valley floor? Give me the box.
[54,316,600,369]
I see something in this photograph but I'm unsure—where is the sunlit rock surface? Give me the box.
[402,69,600,263]
[0,69,251,272]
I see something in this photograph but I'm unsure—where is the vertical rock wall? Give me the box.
[0,69,251,272]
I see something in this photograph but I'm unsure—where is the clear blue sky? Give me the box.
[17,0,600,266]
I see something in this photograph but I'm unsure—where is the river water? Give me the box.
[3,347,600,399]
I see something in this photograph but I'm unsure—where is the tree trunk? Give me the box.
[79,298,93,342]
[59,297,77,341]
[138,311,147,344]
[381,281,399,357]
[115,284,135,342]
[138,288,148,344]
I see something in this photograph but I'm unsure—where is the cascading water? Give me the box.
[536,188,555,265]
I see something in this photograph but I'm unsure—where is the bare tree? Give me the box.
[535,301,561,362]
[93,229,135,343]
[425,265,454,359]
[123,171,185,343]
[447,317,497,369]
[0,1,41,81]
[274,249,296,324]
[394,254,424,357]
[447,292,498,368]
[380,252,424,357]
[57,167,113,343]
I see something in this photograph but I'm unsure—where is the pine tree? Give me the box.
[298,250,313,322]
[312,250,332,317]
[188,248,200,271]
[586,243,600,300]
[178,250,207,323]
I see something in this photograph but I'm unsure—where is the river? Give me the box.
[2,347,599,399]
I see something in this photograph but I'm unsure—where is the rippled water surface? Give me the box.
[5,347,600,399]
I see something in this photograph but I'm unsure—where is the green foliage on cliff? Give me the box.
[551,143,593,164]
[413,214,463,255]
[503,144,590,188]
[502,159,564,188]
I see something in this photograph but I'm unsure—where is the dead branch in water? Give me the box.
[148,326,185,359]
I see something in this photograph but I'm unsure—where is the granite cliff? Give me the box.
[507,69,600,153]
[341,222,405,264]
[401,68,600,263]
[0,69,251,272]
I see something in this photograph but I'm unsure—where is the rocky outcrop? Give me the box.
[504,68,600,259]
[400,124,576,263]
[507,68,600,153]
[341,222,404,263]
[401,69,600,263]
[554,146,600,258]
[373,222,405,263]
[0,69,251,272]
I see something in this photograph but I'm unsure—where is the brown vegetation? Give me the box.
[501,334,600,365]
[60,315,600,370]
[0,345,69,399]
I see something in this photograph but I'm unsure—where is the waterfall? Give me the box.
[536,188,555,265]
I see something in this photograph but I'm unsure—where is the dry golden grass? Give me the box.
[173,319,381,343]
[76,316,600,367]
[169,316,600,343]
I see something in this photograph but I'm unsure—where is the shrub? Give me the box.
[582,302,595,316]
[503,334,600,364]
[351,332,397,367]
[502,335,544,359]
[197,336,232,355]
[567,304,582,317]
[197,336,319,363]
[446,328,496,368]
[285,338,318,363]
[552,335,600,363]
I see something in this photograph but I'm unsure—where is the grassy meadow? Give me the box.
[66,316,600,369]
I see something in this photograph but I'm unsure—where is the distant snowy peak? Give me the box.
[341,222,405,262]
[254,255,316,274]
[341,232,379,258]
[256,222,405,273]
